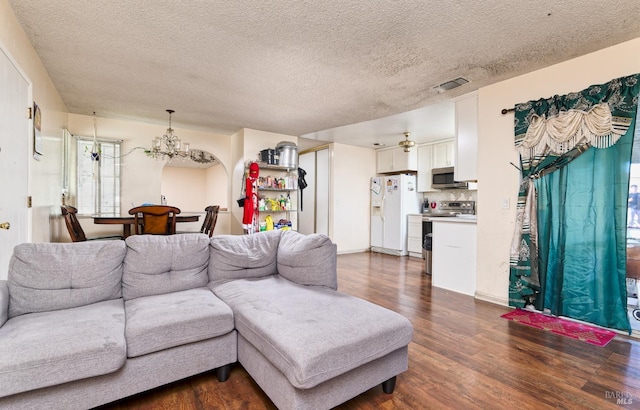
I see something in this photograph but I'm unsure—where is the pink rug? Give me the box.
[501,308,617,347]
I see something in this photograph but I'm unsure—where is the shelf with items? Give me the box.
[258,195,296,213]
[257,188,297,192]
[257,174,298,190]
[250,161,298,172]
[259,217,293,232]
[256,192,297,231]
[244,160,299,233]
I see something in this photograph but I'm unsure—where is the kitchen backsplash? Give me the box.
[422,189,477,204]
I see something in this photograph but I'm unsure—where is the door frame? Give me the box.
[0,39,32,278]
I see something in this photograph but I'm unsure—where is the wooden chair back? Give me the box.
[61,205,87,242]
[200,205,220,237]
[128,205,181,235]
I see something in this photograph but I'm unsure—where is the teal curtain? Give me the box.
[509,73,640,332]
[536,123,633,330]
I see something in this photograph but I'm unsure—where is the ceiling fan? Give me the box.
[398,132,415,152]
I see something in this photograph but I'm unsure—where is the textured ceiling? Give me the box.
[8,1,640,149]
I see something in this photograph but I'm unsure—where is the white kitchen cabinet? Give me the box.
[417,139,453,192]
[454,92,478,182]
[432,140,454,168]
[376,149,394,173]
[431,219,477,296]
[407,214,424,258]
[376,146,417,173]
[417,144,433,192]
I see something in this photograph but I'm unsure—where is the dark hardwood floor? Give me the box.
[100,252,640,409]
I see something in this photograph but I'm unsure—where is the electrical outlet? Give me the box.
[501,198,510,210]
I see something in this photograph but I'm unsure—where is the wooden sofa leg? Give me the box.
[382,376,396,394]
[216,364,232,382]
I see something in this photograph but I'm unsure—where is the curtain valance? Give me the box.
[514,74,639,172]
[517,103,629,160]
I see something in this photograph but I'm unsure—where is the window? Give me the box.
[75,137,121,215]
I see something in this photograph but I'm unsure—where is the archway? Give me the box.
[160,150,229,233]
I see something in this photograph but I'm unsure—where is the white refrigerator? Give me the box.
[370,174,421,256]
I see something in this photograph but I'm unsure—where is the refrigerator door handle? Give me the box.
[380,187,385,221]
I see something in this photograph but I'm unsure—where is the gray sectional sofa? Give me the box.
[0,230,413,410]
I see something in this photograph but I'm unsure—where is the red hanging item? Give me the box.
[242,162,260,233]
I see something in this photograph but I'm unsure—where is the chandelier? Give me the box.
[398,132,415,152]
[146,109,190,160]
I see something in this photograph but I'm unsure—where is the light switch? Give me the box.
[501,198,510,210]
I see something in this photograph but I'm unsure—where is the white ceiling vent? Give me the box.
[434,77,469,93]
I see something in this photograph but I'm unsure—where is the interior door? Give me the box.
[297,148,330,236]
[0,46,30,280]
[297,152,316,235]
[315,148,329,235]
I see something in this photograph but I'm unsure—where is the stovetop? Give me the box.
[422,200,475,217]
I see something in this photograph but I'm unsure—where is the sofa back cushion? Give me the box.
[277,230,338,289]
[7,241,126,318]
[209,230,281,283]
[123,234,210,300]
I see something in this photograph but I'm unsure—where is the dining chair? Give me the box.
[176,205,219,237]
[61,205,122,242]
[201,205,220,237]
[128,205,181,235]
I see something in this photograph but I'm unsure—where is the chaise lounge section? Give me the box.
[210,230,414,409]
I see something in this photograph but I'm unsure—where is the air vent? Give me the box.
[434,77,469,93]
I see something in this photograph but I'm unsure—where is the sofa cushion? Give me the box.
[123,234,210,300]
[277,230,337,289]
[124,287,235,357]
[7,241,126,318]
[208,230,281,284]
[0,299,126,398]
[211,276,414,389]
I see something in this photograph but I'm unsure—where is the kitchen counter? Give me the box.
[431,217,477,296]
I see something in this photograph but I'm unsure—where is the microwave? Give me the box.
[431,166,468,189]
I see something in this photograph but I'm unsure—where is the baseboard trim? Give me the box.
[475,291,509,307]
[337,248,370,255]
[370,246,405,256]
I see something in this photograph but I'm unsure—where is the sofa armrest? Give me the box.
[0,280,8,327]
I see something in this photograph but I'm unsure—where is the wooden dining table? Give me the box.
[92,213,200,238]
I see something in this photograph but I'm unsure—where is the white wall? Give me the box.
[1,0,68,243]
[161,167,207,211]
[205,164,229,210]
[331,143,376,253]
[476,37,640,305]
[230,129,246,234]
[159,164,231,235]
